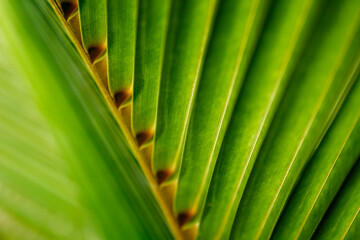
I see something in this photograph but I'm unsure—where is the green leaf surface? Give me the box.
[78,0,106,61]
[272,71,360,239]
[313,159,360,240]
[2,0,360,239]
[198,0,327,237]
[132,0,171,140]
[0,28,87,240]
[230,0,360,239]
[0,1,172,239]
[107,0,138,100]
[174,0,271,227]
[153,0,219,182]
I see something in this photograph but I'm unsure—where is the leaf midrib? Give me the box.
[48,1,184,239]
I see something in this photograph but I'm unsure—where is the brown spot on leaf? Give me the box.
[88,45,106,64]
[114,89,132,108]
[136,131,154,147]
[156,169,173,185]
[177,211,195,228]
[60,1,78,21]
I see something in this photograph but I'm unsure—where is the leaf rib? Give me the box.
[153,0,219,180]
[295,121,359,238]
[255,17,360,238]
[47,2,185,238]
[313,160,360,240]
[230,1,360,238]
[175,0,270,225]
[275,62,360,240]
[199,0,324,237]
[341,206,360,240]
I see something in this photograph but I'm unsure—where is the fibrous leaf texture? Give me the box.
[1,0,360,239]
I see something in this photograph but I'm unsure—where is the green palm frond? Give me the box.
[313,160,360,240]
[0,1,172,239]
[273,74,360,239]
[1,0,359,239]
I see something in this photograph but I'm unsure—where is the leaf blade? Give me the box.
[153,0,219,181]
[107,0,138,101]
[230,0,360,238]
[0,1,173,239]
[198,0,327,237]
[174,0,272,227]
[313,160,360,240]
[132,0,171,140]
[272,70,360,240]
[78,0,106,62]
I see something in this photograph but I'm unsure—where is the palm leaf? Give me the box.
[174,0,271,228]
[132,0,171,142]
[272,71,360,239]
[0,1,173,239]
[1,0,360,239]
[107,0,137,104]
[78,0,107,62]
[230,0,360,238]
[198,0,327,237]
[153,0,218,183]
[313,160,360,240]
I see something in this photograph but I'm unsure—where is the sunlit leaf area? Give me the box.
[0,0,359,239]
